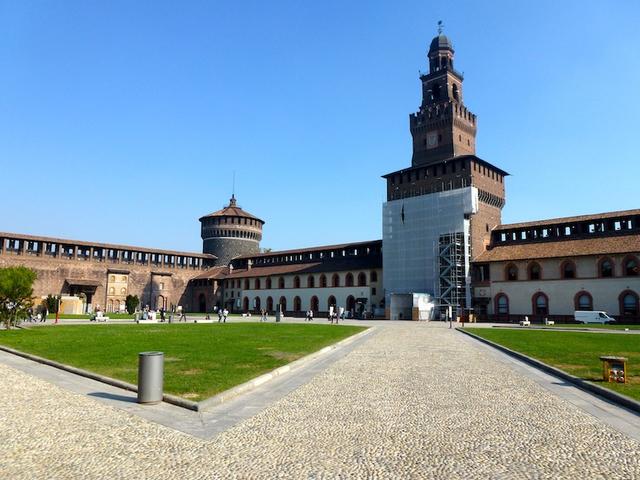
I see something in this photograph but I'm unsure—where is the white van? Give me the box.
[574,310,615,324]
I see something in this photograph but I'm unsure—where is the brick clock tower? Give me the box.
[411,34,477,166]
[382,27,508,319]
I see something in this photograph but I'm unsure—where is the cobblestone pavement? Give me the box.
[2,323,640,479]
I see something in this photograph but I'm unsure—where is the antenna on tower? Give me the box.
[232,170,236,197]
[437,20,444,35]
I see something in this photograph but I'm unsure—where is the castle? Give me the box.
[2,31,638,321]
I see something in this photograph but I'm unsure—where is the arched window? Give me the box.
[254,296,261,310]
[266,277,272,289]
[452,84,459,101]
[346,295,356,312]
[266,296,273,312]
[620,290,639,316]
[432,83,441,100]
[357,272,366,287]
[327,295,337,310]
[278,277,285,289]
[527,262,541,280]
[505,264,518,281]
[293,276,301,288]
[332,274,340,287]
[279,296,287,312]
[320,274,327,288]
[109,287,115,295]
[561,260,576,279]
[120,287,126,295]
[532,292,549,315]
[244,279,250,290]
[370,271,378,282]
[575,291,593,311]
[310,296,319,312]
[599,257,614,278]
[307,275,315,288]
[242,297,249,312]
[623,256,639,276]
[254,278,261,290]
[345,273,354,287]
[293,296,301,312]
[495,294,509,315]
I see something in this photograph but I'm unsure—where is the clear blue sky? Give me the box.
[1,1,639,253]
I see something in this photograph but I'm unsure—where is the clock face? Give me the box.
[427,132,438,148]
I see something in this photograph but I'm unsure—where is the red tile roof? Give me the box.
[225,263,322,279]
[234,240,382,260]
[191,266,230,280]
[199,195,264,223]
[475,234,640,262]
[495,209,640,231]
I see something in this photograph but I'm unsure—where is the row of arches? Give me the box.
[504,256,639,281]
[242,295,358,313]
[205,229,260,240]
[494,290,639,317]
[242,271,377,291]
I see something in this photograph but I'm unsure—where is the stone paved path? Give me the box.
[1,323,640,479]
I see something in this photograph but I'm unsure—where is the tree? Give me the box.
[0,267,37,329]
[125,294,139,315]
[45,294,61,314]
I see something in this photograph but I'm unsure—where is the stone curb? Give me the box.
[197,326,375,411]
[456,328,640,415]
[0,326,374,412]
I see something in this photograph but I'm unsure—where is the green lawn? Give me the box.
[548,324,640,330]
[0,323,365,401]
[466,328,640,401]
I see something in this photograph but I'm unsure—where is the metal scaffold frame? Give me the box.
[437,232,465,317]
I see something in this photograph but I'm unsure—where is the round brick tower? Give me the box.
[199,195,264,266]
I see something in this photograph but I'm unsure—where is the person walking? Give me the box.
[222,308,228,323]
[179,311,187,322]
[309,309,313,322]
[260,308,267,322]
[218,308,223,322]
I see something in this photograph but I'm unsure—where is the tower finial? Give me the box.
[437,20,444,35]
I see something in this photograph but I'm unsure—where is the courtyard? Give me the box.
[1,321,639,479]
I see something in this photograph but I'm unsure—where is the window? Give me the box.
[278,277,285,289]
[332,274,340,287]
[505,264,518,281]
[575,292,593,311]
[345,273,354,287]
[528,262,541,280]
[623,256,639,276]
[495,294,509,315]
[620,291,639,316]
[120,287,127,295]
[599,258,614,278]
[532,292,549,315]
[370,271,378,282]
[110,275,115,282]
[357,273,366,287]
[293,296,301,312]
[293,276,300,288]
[159,282,164,291]
[307,275,315,288]
[266,278,272,289]
[320,274,327,288]
[254,278,261,290]
[561,261,576,279]
[244,279,250,290]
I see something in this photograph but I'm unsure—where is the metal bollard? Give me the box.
[137,351,164,404]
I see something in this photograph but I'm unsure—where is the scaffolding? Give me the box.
[437,232,466,318]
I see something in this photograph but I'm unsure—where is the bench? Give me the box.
[544,318,555,326]
[93,312,109,322]
[519,319,531,327]
[136,319,158,324]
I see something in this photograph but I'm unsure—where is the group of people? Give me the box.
[304,310,314,322]
[216,307,229,323]
[26,308,47,323]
